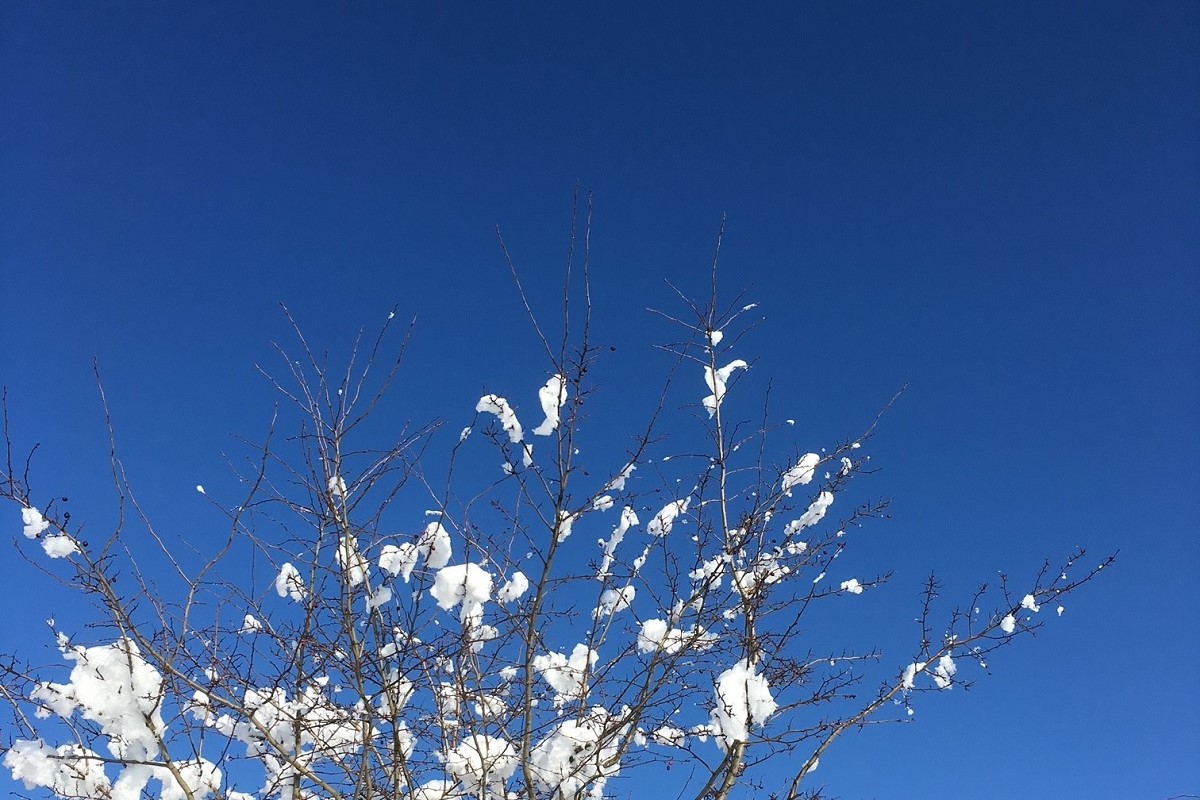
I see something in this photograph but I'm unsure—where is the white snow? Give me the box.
[702,359,749,417]
[932,654,957,689]
[1000,614,1017,634]
[327,475,348,499]
[239,614,263,634]
[605,462,637,493]
[33,639,165,743]
[555,509,580,543]
[532,643,596,706]
[496,571,529,603]
[378,542,419,581]
[647,498,690,537]
[41,534,79,559]
[430,563,494,628]
[593,586,635,619]
[710,660,777,751]
[901,661,926,690]
[365,586,393,611]
[689,555,727,590]
[274,563,306,602]
[335,535,369,587]
[651,725,686,747]
[21,506,50,539]
[733,554,790,598]
[781,453,821,495]
[1021,594,1041,613]
[531,374,568,436]
[840,578,864,594]
[784,490,834,535]
[418,521,453,569]
[597,507,639,578]
[528,708,622,799]
[5,740,111,797]
[444,734,518,798]
[476,394,524,444]
[637,619,716,654]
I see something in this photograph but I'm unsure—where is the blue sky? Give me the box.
[1,3,1197,798]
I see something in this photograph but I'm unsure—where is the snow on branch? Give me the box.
[0,264,1112,800]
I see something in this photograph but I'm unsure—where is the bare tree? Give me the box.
[0,207,1110,800]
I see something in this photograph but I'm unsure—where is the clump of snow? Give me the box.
[195,485,205,494]
[531,375,568,437]
[30,637,165,771]
[41,534,79,559]
[476,394,524,444]
[378,543,418,581]
[555,509,580,543]
[647,498,690,537]
[335,535,369,587]
[605,462,637,493]
[529,708,623,799]
[733,554,790,598]
[999,614,1017,634]
[365,586,393,611]
[689,555,727,591]
[781,453,821,495]
[593,586,635,619]
[239,614,263,634]
[496,571,529,603]
[533,644,597,706]
[702,359,749,417]
[327,475,348,499]
[840,578,864,595]
[420,522,453,569]
[155,759,224,800]
[710,660,777,751]
[274,563,306,602]
[784,540,809,555]
[410,778,456,800]
[1057,605,1065,617]
[652,725,686,747]
[932,654,957,689]
[1021,594,1041,613]
[381,521,454,583]
[444,734,518,798]
[708,328,724,348]
[190,682,365,792]
[5,740,111,797]
[637,619,716,654]
[430,563,494,629]
[901,661,927,690]
[597,507,639,578]
[784,491,834,535]
[21,506,50,539]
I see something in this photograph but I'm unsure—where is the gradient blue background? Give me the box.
[2,3,1197,798]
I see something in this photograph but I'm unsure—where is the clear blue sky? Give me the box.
[1,3,1197,798]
